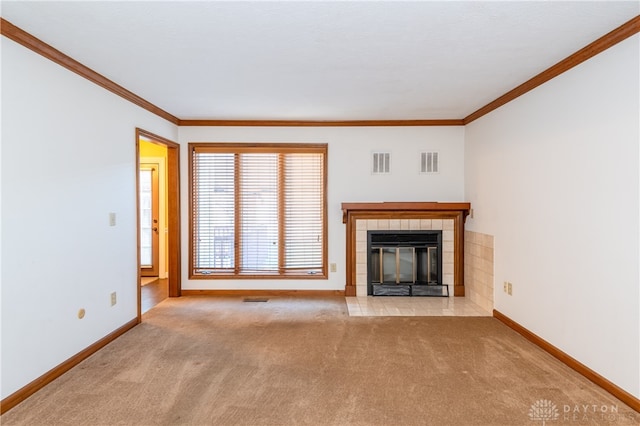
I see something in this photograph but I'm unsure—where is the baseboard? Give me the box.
[181,289,345,297]
[0,318,139,415]
[493,309,640,412]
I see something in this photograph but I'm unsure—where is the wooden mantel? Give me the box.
[342,202,471,297]
[341,202,471,223]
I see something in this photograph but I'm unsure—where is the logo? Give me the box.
[529,399,560,425]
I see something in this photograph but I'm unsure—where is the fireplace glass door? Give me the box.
[398,248,415,283]
[416,247,438,284]
[372,247,416,284]
[367,230,445,296]
[381,248,397,283]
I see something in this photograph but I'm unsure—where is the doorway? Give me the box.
[136,129,181,320]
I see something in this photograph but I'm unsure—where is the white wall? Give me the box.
[465,35,640,397]
[0,38,178,399]
[179,126,465,290]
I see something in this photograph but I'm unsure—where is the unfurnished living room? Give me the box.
[1,1,639,425]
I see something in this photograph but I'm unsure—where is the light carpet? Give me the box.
[2,296,638,425]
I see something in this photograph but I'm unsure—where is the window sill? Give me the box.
[189,271,328,280]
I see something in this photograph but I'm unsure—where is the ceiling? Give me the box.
[2,1,638,121]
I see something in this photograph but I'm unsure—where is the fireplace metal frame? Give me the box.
[367,230,447,297]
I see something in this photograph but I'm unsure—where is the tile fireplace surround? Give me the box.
[342,202,471,297]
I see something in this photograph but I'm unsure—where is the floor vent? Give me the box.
[243,298,269,303]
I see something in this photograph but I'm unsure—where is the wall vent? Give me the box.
[420,152,439,174]
[372,152,390,174]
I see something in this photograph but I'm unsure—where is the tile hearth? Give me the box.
[345,296,491,317]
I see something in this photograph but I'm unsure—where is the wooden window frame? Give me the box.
[189,142,328,280]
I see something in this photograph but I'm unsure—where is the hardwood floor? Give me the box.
[141,278,168,314]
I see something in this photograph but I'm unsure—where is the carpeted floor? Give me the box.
[2,296,638,425]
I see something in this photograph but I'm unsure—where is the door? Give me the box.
[140,163,159,277]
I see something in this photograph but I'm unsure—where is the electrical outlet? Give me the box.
[109,212,117,226]
[330,263,337,272]
[503,281,508,293]
[110,292,117,306]
[507,282,513,296]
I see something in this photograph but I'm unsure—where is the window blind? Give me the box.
[192,152,235,272]
[239,153,279,272]
[283,153,324,270]
[190,143,327,278]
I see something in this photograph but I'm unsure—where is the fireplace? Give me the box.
[368,230,447,297]
[341,202,471,297]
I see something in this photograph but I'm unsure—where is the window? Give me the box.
[190,143,327,279]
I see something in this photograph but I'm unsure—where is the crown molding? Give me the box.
[177,119,464,127]
[0,18,180,125]
[464,14,640,125]
[2,14,638,128]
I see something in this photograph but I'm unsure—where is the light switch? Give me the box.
[109,212,116,226]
